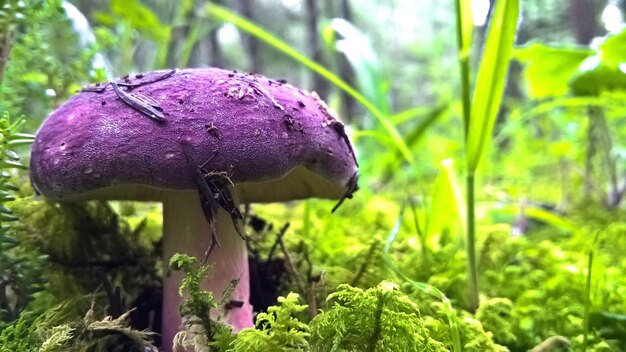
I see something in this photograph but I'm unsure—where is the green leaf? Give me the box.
[426,159,465,246]
[569,56,626,96]
[205,3,415,168]
[109,0,169,43]
[514,42,592,99]
[466,0,520,173]
[599,28,626,66]
[523,206,581,236]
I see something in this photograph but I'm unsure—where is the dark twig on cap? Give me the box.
[116,69,177,88]
[332,171,359,213]
[181,142,246,262]
[81,70,177,122]
[111,82,166,122]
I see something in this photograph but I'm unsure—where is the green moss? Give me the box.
[230,293,310,352]
[310,282,447,352]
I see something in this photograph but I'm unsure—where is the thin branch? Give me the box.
[275,223,306,294]
[350,240,379,287]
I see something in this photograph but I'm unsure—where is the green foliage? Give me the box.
[93,0,170,71]
[309,282,447,352]
[0,0,44,28]
[0,1,104,128]
[0,112,41,323]
[3,2,626,352]
[569,59,626,96]
[476,298,516,346]
[0,296,157,351]
[516,27,626,99]
[513,43,592,99]
[231,293,310,352]
[0,312,40,352]
[10,199,160,308]
[466,0,519,173]
[168,254,506,352]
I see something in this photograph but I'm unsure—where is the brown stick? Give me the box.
[350,239,379,287]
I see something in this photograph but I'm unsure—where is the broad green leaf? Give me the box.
[514,43,592,99]
[466,0,519,173]
[599,27,626,66]
[524,206,581,236]
[205,4,415,167]
[109,0,170,43]
[569,56,626,96]
[94,0,171,69]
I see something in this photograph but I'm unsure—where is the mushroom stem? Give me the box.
[162,191,252,351]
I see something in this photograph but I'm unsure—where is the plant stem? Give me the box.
[459,57,471,138]
[367,290,384,352]
[466,173,479,312]
[583,249,592,351]
[583,233,599,352]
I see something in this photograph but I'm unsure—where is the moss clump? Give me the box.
[0,296,156,352]
[310,281,447,352]
[232,293,310,351]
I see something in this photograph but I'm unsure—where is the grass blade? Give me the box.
[382,104,448,180]
[466,0,519,173]
[426,159,465,243]
[454,0,472,135]
[205,4,415,167]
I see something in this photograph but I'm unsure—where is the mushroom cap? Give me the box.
[30,68,358,204]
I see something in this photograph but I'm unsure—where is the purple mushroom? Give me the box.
[29,68,358,350]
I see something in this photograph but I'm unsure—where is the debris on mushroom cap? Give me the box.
[30,68,359,205]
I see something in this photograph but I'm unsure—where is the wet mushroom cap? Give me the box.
[30,68,358,203]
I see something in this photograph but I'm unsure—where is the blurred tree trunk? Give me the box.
[568,0,600,45]
[337,0,356,122]
[306,0,329,97]
[240,0,263,72]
